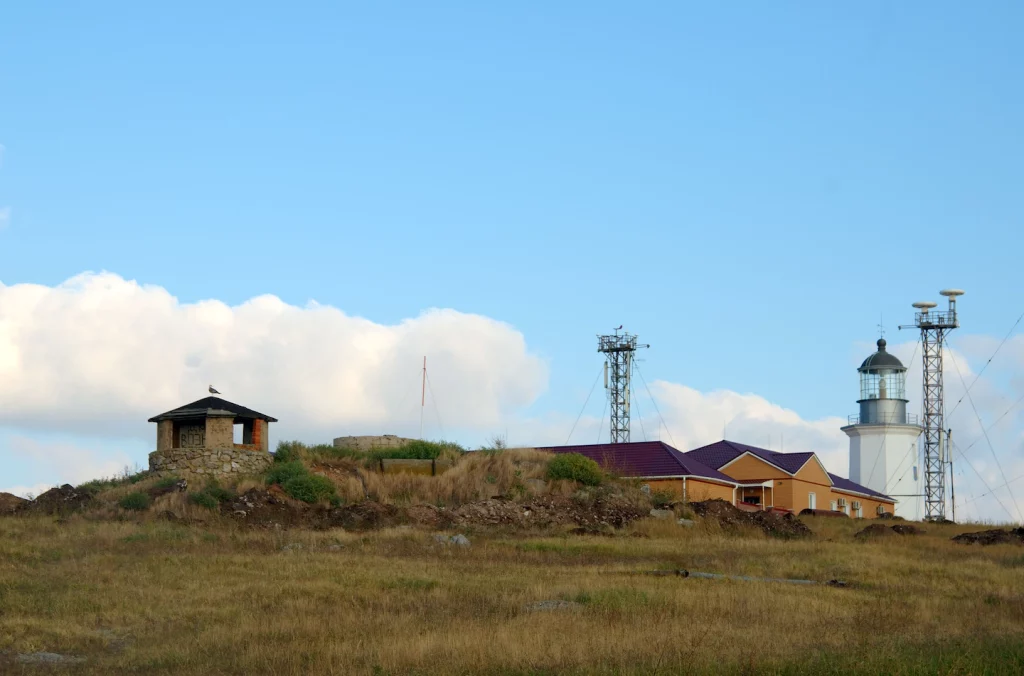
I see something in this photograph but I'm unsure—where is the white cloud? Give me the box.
[1,271,1021,523]
[0,436,134,492]
[0,272,548,441]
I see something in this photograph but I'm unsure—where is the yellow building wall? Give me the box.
[636,479,736,504]
[795,458,831,485]
[643,479,684,498]
[828,491,894,519]
[685,479,735,503]
[719,454,788,481]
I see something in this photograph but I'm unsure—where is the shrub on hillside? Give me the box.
[547,453,604,486]
[118,492,151,511]
[650,489,676,508]
[282,474,337,504]
[265,461,308,486]
[78,465,150,496]
[369,440,465,461]
[188,492,219,510]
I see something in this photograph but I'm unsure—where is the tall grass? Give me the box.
[1,514,1023,674]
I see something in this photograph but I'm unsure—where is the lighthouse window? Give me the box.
[913,466,919,481]
[860,371,906,401]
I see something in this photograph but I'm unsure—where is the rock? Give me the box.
[649,509,674,520]
[450,534,471,547]
[0,492,29,515]
[677,518,695,528]
[325,544,345,552]
[281,543,304,552]
[523,600,582,612]
[26,484,91,515]
[953,527,1024,546]
[16,652,86,665]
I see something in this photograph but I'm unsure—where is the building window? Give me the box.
[913,466,919,481]
[808,492,816,510]
[830,501,837,511]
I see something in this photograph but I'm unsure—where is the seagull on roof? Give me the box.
[209,385,221,395]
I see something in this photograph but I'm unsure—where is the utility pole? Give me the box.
[900,289,963,521]
[420,356,426,440]
[597,328,648,443]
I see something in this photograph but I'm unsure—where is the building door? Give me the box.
[808,492,816,510]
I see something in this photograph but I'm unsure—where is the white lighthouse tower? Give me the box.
[842,338,924,520]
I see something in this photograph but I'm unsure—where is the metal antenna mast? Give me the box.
[597,328,649,443]
[900,289,964,521]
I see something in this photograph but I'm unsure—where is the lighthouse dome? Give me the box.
[858,339,905,373]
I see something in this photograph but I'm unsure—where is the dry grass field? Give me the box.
[2,511,1024,675]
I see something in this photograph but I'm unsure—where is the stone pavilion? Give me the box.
[148,396,277,479]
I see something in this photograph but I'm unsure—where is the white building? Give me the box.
[842,338,923,520]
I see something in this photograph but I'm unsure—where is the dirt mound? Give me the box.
[690,499,811,538]
[799,508,848,518]
[25,485,91,515]
[855,523,925,539]
[876,512,905,521]
[0,492,29,515]
[891,524,924,536]
[223,487,648,532]
[854,524,894,539]
[952,528,1024,546]
[445,494,647,530]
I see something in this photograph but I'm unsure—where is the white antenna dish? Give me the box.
[940,289,965,297]
[912,301,937,309]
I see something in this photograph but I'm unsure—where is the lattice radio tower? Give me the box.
[597,328,648,443]
[899,289,964,521]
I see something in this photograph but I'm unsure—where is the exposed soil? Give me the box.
[222,489,648,532]
[891,524,925,536]
[22,485,92,515]
[952,528,1024,546]
[798,508,848,518]
[689,499,812,539]
[0,492,28,515]
[854,524,894,539]
[855,523,925,539]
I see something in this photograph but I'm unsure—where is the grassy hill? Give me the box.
[2,447,1023,674]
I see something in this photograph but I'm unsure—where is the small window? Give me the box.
[913,466,919,481]
[233,423,244,444]
[830,501,837,511]
[808,492,816,510]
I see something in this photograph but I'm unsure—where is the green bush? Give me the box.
[188,492,219,510]
[265,461,309,486]
[650,489,676,508]
[546,453,604,486]
[273,441,303,464]
[153,476,181,491]
[282,474,337,504]
[118,492,151,511]
[203,480,234,503]
[373,440,465,461]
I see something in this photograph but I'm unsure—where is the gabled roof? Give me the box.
[538,442,738,484]
[828,473,894,502]
[148,396,278,423]
[686,440,895,503]
[685,440,815,476]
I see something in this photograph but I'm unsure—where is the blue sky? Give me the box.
[2,3,1023,519]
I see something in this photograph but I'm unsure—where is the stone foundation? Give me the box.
[149,446,272,479]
